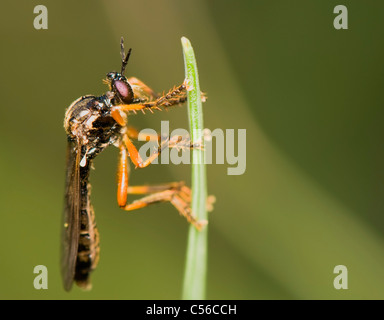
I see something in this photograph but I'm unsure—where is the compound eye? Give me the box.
[114,80,133,103]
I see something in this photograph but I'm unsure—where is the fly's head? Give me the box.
[104,72,134,105]
[103,37,134,105]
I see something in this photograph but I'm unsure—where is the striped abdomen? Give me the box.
[74,169,100,290]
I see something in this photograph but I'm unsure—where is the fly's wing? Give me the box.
[61,139,81,291]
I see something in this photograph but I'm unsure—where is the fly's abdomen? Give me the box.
[74,179,100,290]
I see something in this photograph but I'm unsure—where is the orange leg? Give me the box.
[117,144,129,207]
[127,77,159,101]
[112,105,209,230]
[112,80,189,114]
[122,132,198,169]
[116,144,207,230]
[124,185,207,231]
[110,109,198,170]
[125,126,161,142]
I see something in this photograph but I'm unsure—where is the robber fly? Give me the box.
[62,38,210,291]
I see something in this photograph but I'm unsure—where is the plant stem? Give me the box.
[181,37,208,300]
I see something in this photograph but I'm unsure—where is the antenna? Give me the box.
[120,37,132,75]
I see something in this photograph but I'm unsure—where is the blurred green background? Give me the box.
[1,0,384,299]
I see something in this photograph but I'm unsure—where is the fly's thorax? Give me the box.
[64,95,123,158]
[64,95,94,137]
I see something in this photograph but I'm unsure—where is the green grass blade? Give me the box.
[181,36,208,300]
